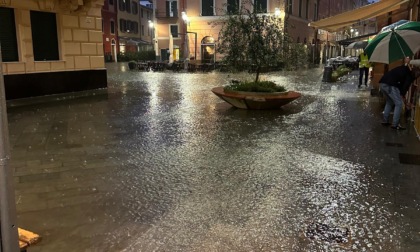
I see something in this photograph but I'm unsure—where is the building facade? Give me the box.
[0,0,106,100]
[102,0,119,62]
[150,0,366,64]
[139,4,154,51]
[117,0,142,53]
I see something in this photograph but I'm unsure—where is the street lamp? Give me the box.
[181,11,190,25]
[148,20,154,45]
[274,7,281,18]
[181,11,197,61]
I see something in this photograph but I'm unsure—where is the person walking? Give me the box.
[358,51,370,88]
[380,57,419,130]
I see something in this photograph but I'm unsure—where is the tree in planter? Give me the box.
[214,0,307,92]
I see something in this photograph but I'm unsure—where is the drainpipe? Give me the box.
[0,43,20,252]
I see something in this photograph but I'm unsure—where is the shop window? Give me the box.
[0,7,18,62]
[30,10,59,61]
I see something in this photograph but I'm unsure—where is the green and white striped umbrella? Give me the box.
[365,21,420,64]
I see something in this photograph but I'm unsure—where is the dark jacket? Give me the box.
[379,65,414,96]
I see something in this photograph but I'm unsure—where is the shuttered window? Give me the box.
[201,0,213,16]
[110,20,115,34]
[119,0,125,11]
[0,7,18,62]
[30,11,59,61]
[166,1,178,17]
[170,25,178,38]
[254,0,267,13]
[227,0,239,14]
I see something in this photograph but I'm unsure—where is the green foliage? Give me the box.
[117,51,155,62]
[214,0,308,82]
[331,65,351,82]
[224,81,286,93]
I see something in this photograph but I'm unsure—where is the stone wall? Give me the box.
[0,0,107,99]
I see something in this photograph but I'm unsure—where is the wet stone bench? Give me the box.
[19,228,41,252]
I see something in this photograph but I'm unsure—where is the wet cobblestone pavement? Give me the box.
[7,63,420,251]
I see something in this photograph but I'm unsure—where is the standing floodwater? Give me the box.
[8,63,420,251]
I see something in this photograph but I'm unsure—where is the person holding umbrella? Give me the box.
[380,57,419,130]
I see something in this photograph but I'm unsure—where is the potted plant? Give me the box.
[211,0,306,109]
[128,60,137,70]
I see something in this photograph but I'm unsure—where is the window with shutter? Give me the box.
[30,10,59,61]
[111,20,115,34]
[286,0,293,14]
[132,2,138,14]
[201,0,213,16]
[119,0,125,11]
[254,0,267,13]
[125,0,131,13]
[120,19,126,32]
[166,1,178,17]
[170,25,178,38]
[0,7,18,62]
[227,0,239,14]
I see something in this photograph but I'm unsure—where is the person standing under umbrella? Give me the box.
[380,57,419,130]
[358,50,370,88]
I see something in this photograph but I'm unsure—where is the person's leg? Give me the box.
[359,68,363,87]
[380,83,393,123]
[388,86,404,128]
[364,67,369,85]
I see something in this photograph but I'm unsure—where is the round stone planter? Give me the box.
[211,87,301,110]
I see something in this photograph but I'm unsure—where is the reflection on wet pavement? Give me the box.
[7,63,420,251]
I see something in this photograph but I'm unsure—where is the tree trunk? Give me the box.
[255,66,260,83]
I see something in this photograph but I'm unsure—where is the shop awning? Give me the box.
[119,37,150,45]
[308,0,409,32]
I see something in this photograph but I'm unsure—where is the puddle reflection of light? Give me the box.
[121,82,128,94]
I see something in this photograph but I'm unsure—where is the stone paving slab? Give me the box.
[5,65,420,251]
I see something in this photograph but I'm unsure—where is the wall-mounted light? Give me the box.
[148,20,154,28]
[181,11,190,24]
[274,8,281,18]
